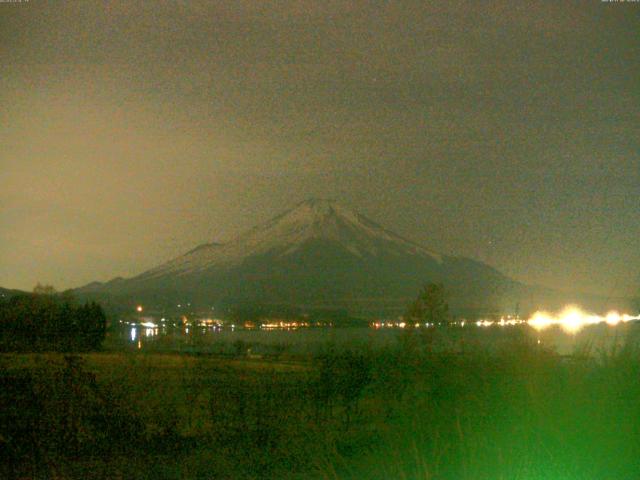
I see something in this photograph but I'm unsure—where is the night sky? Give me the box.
[1,1,638,297]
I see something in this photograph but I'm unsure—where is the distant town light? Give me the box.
[558,306,586,334]
[606,311,621,326]
[136,305,143,312]
[527,306,640,334]
[528,311,554,332]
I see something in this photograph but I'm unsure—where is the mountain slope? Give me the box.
[76,199,529,316]
[139,199,442,279]
[0,287,27,299]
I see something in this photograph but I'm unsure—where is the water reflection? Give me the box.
[116,316,640,356]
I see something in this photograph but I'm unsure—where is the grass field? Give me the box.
[2,326,640,479]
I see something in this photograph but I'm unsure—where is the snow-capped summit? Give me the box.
[77,199,528,316]
[139,199,441,279]
[74,200,622,317]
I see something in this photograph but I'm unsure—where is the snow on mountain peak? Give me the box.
[141,199,442,278]
[265,198,362,231]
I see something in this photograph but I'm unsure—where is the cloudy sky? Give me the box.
[1,0,638,296]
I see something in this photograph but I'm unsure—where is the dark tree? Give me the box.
[405,283,450,326]
[32,283,57,296]
[0,292,107,352]
[76,302,107,350]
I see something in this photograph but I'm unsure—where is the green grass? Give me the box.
[1,328,640,479]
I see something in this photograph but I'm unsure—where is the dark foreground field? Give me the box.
[2,327,640,479]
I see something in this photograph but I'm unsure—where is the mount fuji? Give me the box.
[77,199,533,316]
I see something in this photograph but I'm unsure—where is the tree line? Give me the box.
[0,285,106,352]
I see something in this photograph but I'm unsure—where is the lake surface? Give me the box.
[106,321,640,356]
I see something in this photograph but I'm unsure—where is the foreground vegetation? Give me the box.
[1,326,640,479]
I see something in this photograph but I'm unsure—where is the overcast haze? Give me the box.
[1,1,638,297]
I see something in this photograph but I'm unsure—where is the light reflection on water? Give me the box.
[114,322,640,356]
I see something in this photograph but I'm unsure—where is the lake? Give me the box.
[106,321,640,357]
